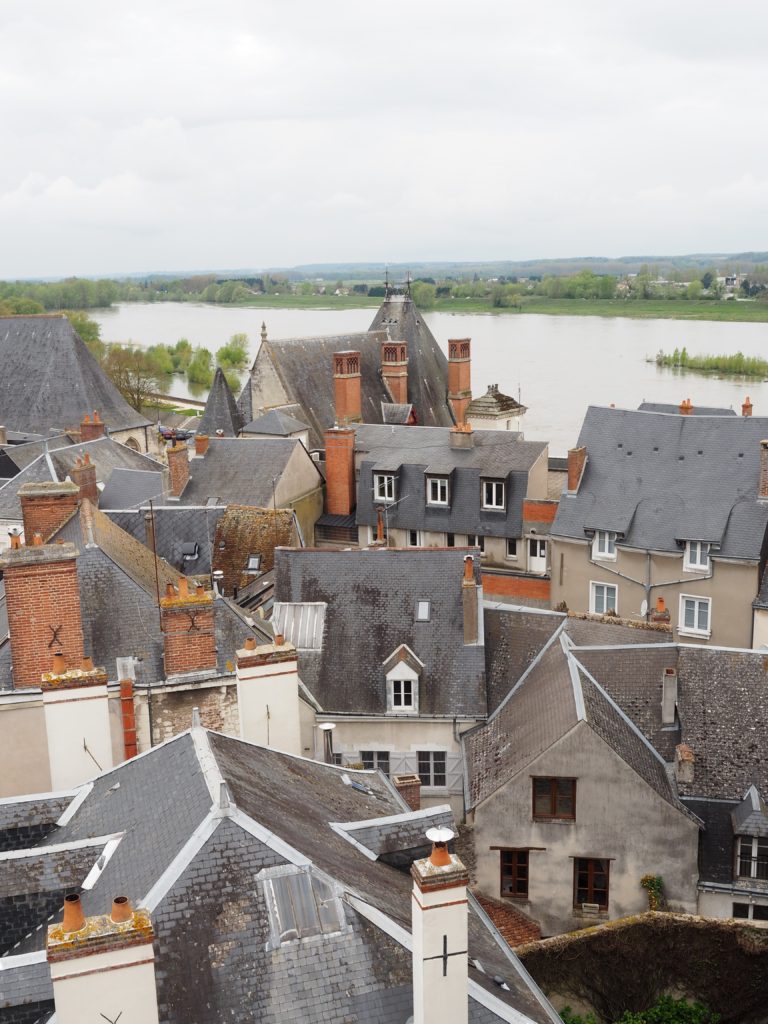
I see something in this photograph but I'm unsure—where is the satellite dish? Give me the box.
[640,600,648,618]
[318,722,336,732]
[425,826,454,844]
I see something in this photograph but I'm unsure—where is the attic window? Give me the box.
[247,554,262,572]
[259,866,345,948]
[206,496,221,507]
[416,600,431,622]
[181,542,199,562]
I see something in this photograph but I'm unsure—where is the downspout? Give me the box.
[586,547,714,622]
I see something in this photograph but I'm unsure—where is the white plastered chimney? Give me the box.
[235,634,301,755]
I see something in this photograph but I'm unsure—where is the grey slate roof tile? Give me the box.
[198,367,243,438]
[241,408,309,436]
[98,468,165,510]
[552,406,768,559]
[178,438,314,507]
[104,504,225,575]
[274,548,487,717]
[0,315,150,434]
[484,608,566,713]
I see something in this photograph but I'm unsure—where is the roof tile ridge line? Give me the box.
[0,786,77,808]
[56,782,93,826]
[202,727,385,774]
[142,810,221,912]
[331,803,454,832]
[570,642,678,651]
[327,821,377,861]
[191,725,230,806]
[0,948,48,970]
[0,831,123,863]
[228,805,311,867]
[346,894,546,1024]
[381,643,425,668]
[569,654,668,769]
[45,447,57,481]
[466,890,562,1024]
[485,619,568,724]
[561,635,586,722]
[270,329,382,345]
[72,437,163,468]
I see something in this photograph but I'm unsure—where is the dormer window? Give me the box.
[684,541,710,571]
[426,476,449,506]
[737,836,768,879]
[374,473,395,502]
[482,479,505,510]
[246,553,262,572]
[383,643,423,716]
[391,679,415,710]
[592,531,616,560]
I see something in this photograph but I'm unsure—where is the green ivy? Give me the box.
[559,996,719,1024]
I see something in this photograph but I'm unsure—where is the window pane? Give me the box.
[605,586,616,612]
[507,538,517,557]
[378,752,390,776]
[533,778,552,816]
[403,680,412,705]
[417,751,430,785]
[447,533,455,547]
[733,902,750,919]
[684,600,695,629]
[697,602,708,631]
[556,779,575,817]
[433,751,446,787]
[754,905,768,920]
[360,751,374,770]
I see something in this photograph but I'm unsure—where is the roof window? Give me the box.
[416,599,431,621]
[247,553,262,572]
[259,866,345,948]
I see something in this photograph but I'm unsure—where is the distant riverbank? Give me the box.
[216,294,768,323]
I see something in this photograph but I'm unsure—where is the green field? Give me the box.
[228,293,768,322]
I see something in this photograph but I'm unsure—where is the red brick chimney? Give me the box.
[160,580,216,676]
[381,340,408,405]
[743,396,753,417]
[324,426,356,516]
[80,410,106,442]
[0,541,85,688]
[462,554,478,645]
[70,453,98,505]
[760,441,768,499]
[194,434,209,457]
[19,481,80,543]
[447,339,472,425]
[567,446,587,492]
[119,679,138,759]
[679,398,693,416]
[394,773,421,811]
[333,351,362,424]
[166,442,190,498]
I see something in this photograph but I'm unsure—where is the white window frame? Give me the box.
[416,599,431,622]
[467,534,485,554]
[684,541,710,572]
[679,594,711,637]
[407,529,422,548]
[736,835,768,880]
[590,581,618,616]
[386,661,419,716]
[592,531,617,561]
[506,538,518,560]
[481,479,505,510]
[373,473,395,502]
[391,678,415,711]
[426,477,449,506]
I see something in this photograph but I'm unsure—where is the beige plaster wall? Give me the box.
[0,695,52,797]
[526,450,549,500]
[274,445,324,542]
[550,538,758,648]
[472,723,700,936]
[698,889,768,928]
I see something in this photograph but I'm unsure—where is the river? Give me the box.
[90,302,768,455]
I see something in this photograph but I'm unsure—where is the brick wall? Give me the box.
[4,556,85,688]
[324,427,356,516]
[482,572,551,602]
[166,443,189,497]
[19,487,79,542]
[522,499,558,525]
[146,681,239,744]
[161,602,217,677]
[332,351,362,423]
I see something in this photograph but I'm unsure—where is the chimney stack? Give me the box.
[48,897,160,1024]
[760,441,768,500]
[166,442,190,498]
[394,773,421,811]
[160,580,216,677]
[674,743,695,785]
[661,667,678,726]
[448,339,472,425]
[19,480,80,543]
[462,555,479,646]
[144,509,156,553]
[194,434,209,457]
[79,410,107,442]
[450,422,474,449]
[567,446,587,492]
[324,426,356,516]
[0,541,85,688]
[650,595,670,623]
[679,398,693,416]
[41,652,112,789]
[381,340,409,405]
[742,396,753,417]
[411,828,468,1024]
[70,453,98,505]
[120,678,138,760]
[235,634,301,755]
[333,350,362,424]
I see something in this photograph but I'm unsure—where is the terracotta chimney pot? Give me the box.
[274,633,285,647]
[178,577,189,600]
[81,655,94,672]
[32,532,43,546]
[656,596,666,613]
[196,582,205,596]
[52,651,67,675]
[244,636,256,651]
[62,893,86,934]
[9,531,21,550]
[463,554,474,583]
[110,895,133,923]
[429,839,452,868]
[165,582,175,598]
[743,396,753,417]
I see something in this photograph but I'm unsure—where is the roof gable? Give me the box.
[198,367,243,437]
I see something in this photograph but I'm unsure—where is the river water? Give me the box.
[91,302,768,455]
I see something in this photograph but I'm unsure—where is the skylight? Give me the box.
[259,866,345,948]
[247,553,262,572]
[416,600,430,622]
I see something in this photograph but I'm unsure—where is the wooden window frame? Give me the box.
[499,848,529,900]
[573,857,610,910]
[532,777,576,820]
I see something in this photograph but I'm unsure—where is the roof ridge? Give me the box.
[485,619,567,723]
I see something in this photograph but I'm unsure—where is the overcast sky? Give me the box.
[1,1,766,277]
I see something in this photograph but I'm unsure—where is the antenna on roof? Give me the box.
[384,266,390,298]
[405,270,412,298]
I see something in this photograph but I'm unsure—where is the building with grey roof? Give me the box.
[240,407,310,446]
[274,547,487,814]
[0,315,153,451]
[0,726,559,1024]
[197,366,244,438]
[550,405,768,647]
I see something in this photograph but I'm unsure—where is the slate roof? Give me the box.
[731,784,768,838]
[1,729,557,1024]
[241,329,392,449]
[104,504,226,575]
[178,439,314,507]
[0,315,150,434]
[335,806,455,858]
[98,467,165,509]
[3,434,73,471]
[381,402,413,424]
[0,436,165,521]
[274,548,487,717]
[353,424,547,539]
[638,402,736,416]
[241,408,309,436]
[483,607,565,714]
[464,630,687,816]
[468,384,527,418]
[368,293,455,429]
[198,367,243,438]
[551,406,768,559]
